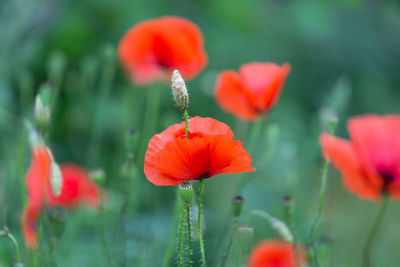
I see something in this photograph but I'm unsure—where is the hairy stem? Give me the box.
[186,204,192,266]
[177,206,185,267]
[198,180,206,266]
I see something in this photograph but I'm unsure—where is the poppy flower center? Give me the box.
[153,36,175,69]
[377,168,396,192]
[174,129,205,139]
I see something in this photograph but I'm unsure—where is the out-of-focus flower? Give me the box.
[249,240,306,267]
[22,146,52,248]
[215,62,290,121]
[21,147,101,249]
[144,116,255,186]
[48,164,100,209]
[118,16,207,86]
[320,114,400,201]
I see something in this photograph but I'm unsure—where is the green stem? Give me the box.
[137,83,163,166]
[235,120,263,193]
[183,109,189,138]
[186,204,192,266]
[246,119,263,154]
[0,229,22,263]
[362,196,389,267]
[220,218,238,267]
[177,206,185,267]
[308,159,331,266]
[198,180,206,266]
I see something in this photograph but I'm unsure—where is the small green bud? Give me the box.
[50,161,63,197]
[178,181,193,205]
[120,162,138,180]
[34,83,53,129]
[90,168,106,184]
[171,70,189,111]
[232,195,244,217]
[282,196,294,215]
[269,217,294,243]
[25,120,43,148]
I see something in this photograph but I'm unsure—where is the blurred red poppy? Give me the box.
[21,147,100,249]
[48,164,100,209]
[249,240,306,267]
[22,146,52,248]
[118,16,207,85]
[215,62,290,121]
[144,116,255,186]
[320,114,400,201]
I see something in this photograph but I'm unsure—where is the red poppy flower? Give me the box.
[249,240,307,267]
[118,16,207,85]
[21,147,101,248]
[144,116,255,186]
[215,62,290,121]
[320,115,400,201]
[48,164,100,209]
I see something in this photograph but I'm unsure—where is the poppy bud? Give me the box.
[25,120,43,148]
[232,195,244,217]
[34,83,52,130]
[269,217,294,243]
[171,70,189,111]
[50,161,63,197]
[90,168,106,184]
[282,196,294,216]
[178,181,193,205]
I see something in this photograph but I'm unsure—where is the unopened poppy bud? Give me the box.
[34,83,52,129]
[269,217,294,243]
[178,181,193,205]
[282,196,294,215]
[25,120,43,148]
[232,195,244,217]
[50,161,63,196]
[171,70,189,111]
[90,168,106,184]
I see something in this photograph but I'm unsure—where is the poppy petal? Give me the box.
[215,71,258,121]
[48,164,100,209]
[348,115,400,190]
[21,204,41,249]
[320,134,380,200]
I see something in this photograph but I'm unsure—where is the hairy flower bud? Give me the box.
[178,181,193,205]
[171,70,189,111]
[50,160,63,197]
[34,83,52,130]
[232,195,244,217]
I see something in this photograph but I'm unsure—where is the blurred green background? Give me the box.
[1,0,400,266]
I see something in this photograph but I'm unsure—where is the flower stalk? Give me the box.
[0,227,22,265]
[198,179,206,266]
[362,196,389,267]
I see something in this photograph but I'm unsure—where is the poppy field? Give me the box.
[1,0,400,266]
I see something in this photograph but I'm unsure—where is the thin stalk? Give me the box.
[235,119,264,194]
[0,229,22,263]
[246,119,263,154]
[186,204,192,266]
[137,83,163,165]
[177,206,186,267]
[362,196,389,267]
[198,180,206,266]
[220,218,239,267]
[183,109,189,138]
[308,158,331,266]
